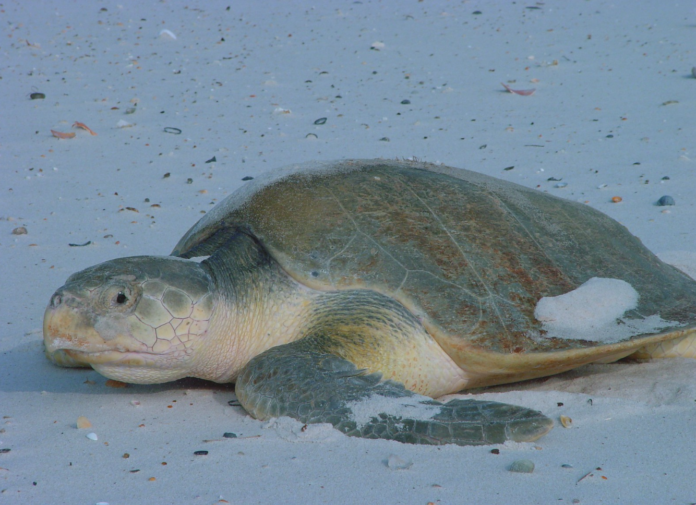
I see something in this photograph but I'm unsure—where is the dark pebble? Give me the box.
[194,450,209,456]
[379,137,390,142]
[205,156,217,163]
[657,195,675,206]
[400,99,411,105]
[228,399,242,406]
[557,402,564,407]
[490,448,500,454]
[241,176,253,182]
[223,432,238,439]
[163,173,171,179]
[68,241,92,247]
[504,166,514,171]
[561,464,573,469]
[606,134,614,138]
[30,92,45,100]
[661,176,670,180]
[186,178,193,184]
[314,117,327,125]
[0,448,10,454]
[473,10,482,15]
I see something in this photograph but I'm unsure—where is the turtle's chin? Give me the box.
[91,362,189,384]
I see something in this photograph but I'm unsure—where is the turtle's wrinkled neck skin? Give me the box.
[191,232,314,382]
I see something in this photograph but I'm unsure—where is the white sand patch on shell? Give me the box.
[534,277,682,343]
[347,394,441,428]
[657,251,696,280]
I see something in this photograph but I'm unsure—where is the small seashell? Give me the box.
[117,120,133,128]
[130,401,141,406]
[554,182,568,188]
[560,415,573,428]
[273,107,291,115]
[370,41,385,51]
[611,196,622,203]
[51,130,76,139]
[386,454,413,470]
[657,195,675,206]
[159,29,177,40]
[11,227,27,235]
[86,432,98,441]
[73,122,97,136]
[76,416,92,429]
[501,82,536,96]
[313,117,327,125]
[509,459,535,473]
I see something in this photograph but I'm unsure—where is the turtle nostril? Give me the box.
[51,294,63,308]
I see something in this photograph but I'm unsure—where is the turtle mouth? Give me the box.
[63,349,154,366]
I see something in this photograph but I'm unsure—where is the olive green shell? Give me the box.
[172,159,696,356]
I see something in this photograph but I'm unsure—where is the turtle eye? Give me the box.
[107,287,133,309]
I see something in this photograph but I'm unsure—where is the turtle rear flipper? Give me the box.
[235,343,553,446]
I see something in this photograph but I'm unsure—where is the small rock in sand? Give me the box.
[508,459,535,473]
[386,454,413,470]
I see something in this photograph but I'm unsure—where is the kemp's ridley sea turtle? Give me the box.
[44,159,696,445]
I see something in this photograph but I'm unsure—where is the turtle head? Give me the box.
[44,256,216,384]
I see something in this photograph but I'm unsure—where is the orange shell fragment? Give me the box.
[51,130,76,139]
[73,121,98,135]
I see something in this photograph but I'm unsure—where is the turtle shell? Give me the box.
[172,159,696,374]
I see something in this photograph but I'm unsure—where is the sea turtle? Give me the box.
[43,159,696,446]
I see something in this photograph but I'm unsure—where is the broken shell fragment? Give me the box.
[76,416,92,429]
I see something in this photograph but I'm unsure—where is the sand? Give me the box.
[2,1,695,503]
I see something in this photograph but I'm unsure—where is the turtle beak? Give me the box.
[43,288,106,367]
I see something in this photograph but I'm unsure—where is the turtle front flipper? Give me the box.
[235,342,553,446]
